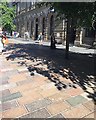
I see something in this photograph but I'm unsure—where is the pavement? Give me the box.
[0,38,96,119]
[9,37,96,54]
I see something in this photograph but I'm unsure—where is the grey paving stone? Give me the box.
[1,92,22,102]
[51,113,65,118]
[25,98,52,112]
[0,100,18,111]
[66,95,87,107]
[21,108,51,118]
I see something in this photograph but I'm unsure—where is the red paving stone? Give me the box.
[9,73,28,83]
[82,100,95,112]
[47,101,71,115]
[48,92,70,102]
[2,106,28,118]
[10,80,46,94]
[39,87,60,98]
[18,90,43,105]
[83,111,95,118]
[61,104,91,118]
[65,87,84,96]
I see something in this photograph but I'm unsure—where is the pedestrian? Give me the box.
[41,33,44,41]
[39,33,43,45]
[24,31,29,40]
[0,34,4,54]
[16,32,19,38]
[38,33,41,41]
[14,31,17,38]
[1,33,8,48]
[50,33,56,49]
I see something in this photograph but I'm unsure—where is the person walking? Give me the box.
[38,33,41,41]
[24,31,29,41]
[50,33,56,49]
[0,35,4,54]
[1,33,9,49]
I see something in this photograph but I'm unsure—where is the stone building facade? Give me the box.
[15,2,95,46]
[15,2,63,42]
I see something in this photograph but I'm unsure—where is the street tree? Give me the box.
[52,2,96,59]
[0,1,16,34]
[37,2,95,59]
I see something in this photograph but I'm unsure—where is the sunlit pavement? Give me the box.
[0,38,95,119]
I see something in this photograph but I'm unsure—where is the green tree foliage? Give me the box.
[35,2,96,59]
[53,2,96,28]
[52,2,96,59]
[37,2,96,28]
[0,1,16,32]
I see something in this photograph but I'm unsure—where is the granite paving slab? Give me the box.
[66,95,87,107]
[1,92,22,102]
[51,113,65,118]
[21,108,51,118]
[25,98,52,112]
[0,100,18,111]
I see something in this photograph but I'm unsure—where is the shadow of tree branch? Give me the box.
[5,43,95,103]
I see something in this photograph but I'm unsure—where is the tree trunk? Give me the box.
[69,18,76,45]
[65,18,71,59]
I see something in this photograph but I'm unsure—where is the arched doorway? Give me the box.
[50,15,54,35]
[35,18,38,40]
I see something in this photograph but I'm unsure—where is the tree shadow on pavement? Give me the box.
[5,43,95,103]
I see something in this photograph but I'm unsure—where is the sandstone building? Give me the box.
[15,2,95,46]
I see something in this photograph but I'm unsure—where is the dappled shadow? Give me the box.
[5,43,95,103]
